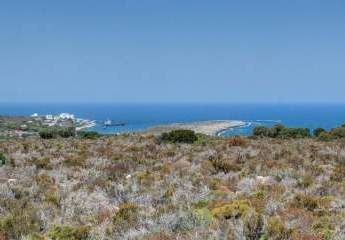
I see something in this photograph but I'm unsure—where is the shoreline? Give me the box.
[143,120,246,136]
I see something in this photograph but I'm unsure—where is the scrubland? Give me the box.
[1,134,345,239]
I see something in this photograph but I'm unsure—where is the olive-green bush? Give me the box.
[48,225,90,240]
[39,127,75,139]
[78,131,101,139]
[160,129,198,143]
[253,125,310,139]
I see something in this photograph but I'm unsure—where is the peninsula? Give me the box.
[143,120,246,136]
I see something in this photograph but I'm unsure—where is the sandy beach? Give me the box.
[143,120,246,136]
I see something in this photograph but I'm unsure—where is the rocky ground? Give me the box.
[0,134,345,239]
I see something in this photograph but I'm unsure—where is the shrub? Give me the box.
[253,125,311,139]
[330,127,345,139]
[209,200,251,219]
[0,208,41,240]
[265,217,292,240]
[269,124,285,138]
[39,127,75,139]
[228,135,246,146]
[78,131,101,139]
[57,127,75,138]
[253,126,271,137]
[209,155,241,173]
[0,153,6,165]
[39,129,55,139]
[291,194,318,211]
[278,128,311,139]
[243,211,264,240]
[313,128,326,137]
[161,129,198,143]
[28,233,46,240]
[48,225,90,240]
[112,203,140,230]
[330,160,345,182]
[30,157,50,169]
[317,132,332,142]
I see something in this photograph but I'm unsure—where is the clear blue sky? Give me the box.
[1,0,345,103]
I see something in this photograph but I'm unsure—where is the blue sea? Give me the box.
[1,103,345,136]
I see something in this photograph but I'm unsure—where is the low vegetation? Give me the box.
[39,127,76,139]
[253,123,345,141]
[253,124,311,138]
[160,129,198,143]
[1,125,345,239]
[78,131,101,139]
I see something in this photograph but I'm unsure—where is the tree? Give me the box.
[269,124,285,138]
[279,128,311,139]
[313,128,326,137]
[253,126,271,137]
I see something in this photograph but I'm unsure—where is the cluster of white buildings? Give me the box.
[30,113,95,129]
[31,113,75,121]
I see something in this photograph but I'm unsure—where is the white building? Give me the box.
[45,115,54,120]
[59,113,75,120]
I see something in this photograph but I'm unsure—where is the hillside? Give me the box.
[0,134,345,239]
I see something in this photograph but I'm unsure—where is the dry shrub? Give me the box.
[265,216,293,240]
[64,154,86,167]
[209,155,242,173]
[35,173,55,189]
[104,163,131,180]
[30,157,51,169]
[143,232,172,240]
[290,194,319,211]
[296,234,323,240]
[112,203,140,230]
[330,159,345,182]
[228,136,246,147]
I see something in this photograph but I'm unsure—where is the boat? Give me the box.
[103,119,127,127]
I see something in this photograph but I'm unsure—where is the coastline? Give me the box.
[75,120,97,131]
[143,120,246,136]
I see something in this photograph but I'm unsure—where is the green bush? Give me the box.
[48,225,90,240]
[57,127,75,138]
[253,124,285,138]
[253,126,271,137]
[0,152,6,165]
[269,124,285,138]
[330,127,345,139]
[39,127,75,139]
[161,129,198,143]
[317,132,332,142]
[39,129,55,139]
[253,125,310,139]
[313,128,326,137]
[279,128,311,139]
[78,131,101,139]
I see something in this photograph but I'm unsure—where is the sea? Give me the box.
[1,103,345,136]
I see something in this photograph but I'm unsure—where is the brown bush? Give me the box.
[228,136,246,147]
[209,155,242,173]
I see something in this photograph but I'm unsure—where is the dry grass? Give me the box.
[0,134,345,239]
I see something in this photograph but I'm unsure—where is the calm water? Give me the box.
[1,103,345,136]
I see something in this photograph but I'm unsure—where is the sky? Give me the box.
[0,0,345,103]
